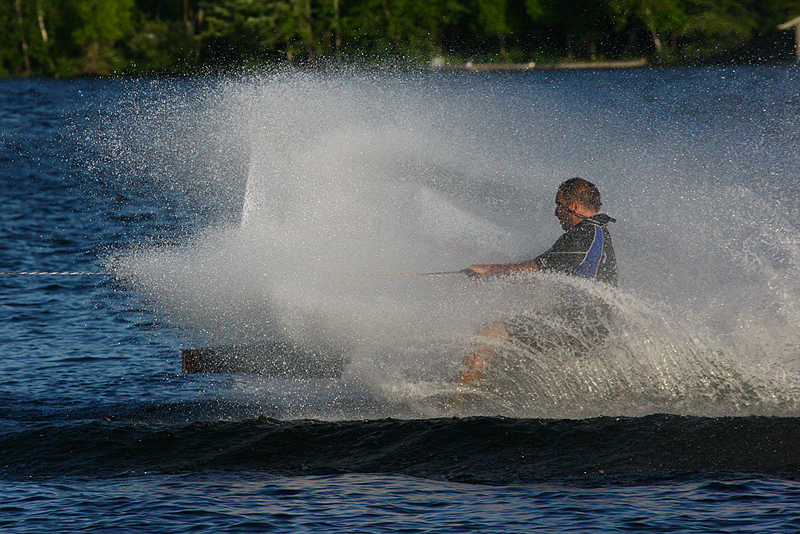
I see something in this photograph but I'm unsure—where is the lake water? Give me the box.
[2,66,800,532]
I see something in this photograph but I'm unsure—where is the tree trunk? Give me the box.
[36,0,48,43]
[303,0,313,58]
[650,27,662,55]
[15,0,32,75]
[333,0,340,59]
[289,0,314,61]
[643,9,662,55]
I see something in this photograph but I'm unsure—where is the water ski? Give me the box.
[181,341,346,378]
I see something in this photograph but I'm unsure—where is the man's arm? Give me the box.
[468,259,540,279]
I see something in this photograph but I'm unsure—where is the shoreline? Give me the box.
[436,58,649,71]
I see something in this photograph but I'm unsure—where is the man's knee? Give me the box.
[476,321,508,341]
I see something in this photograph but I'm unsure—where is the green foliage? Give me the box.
[476,0,510,37]
[343,0,466,61]
[0,0,795,77]
[1,0,61,76]
[679,0,759,57]
[606,0,687,56]
[756,0,800,27]
[69,0,135,74]
[121,16,197,75]
[525,0,544,20]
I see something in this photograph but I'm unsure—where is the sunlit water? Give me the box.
[2,67,800,532]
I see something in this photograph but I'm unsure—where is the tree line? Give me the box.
[2,0,799,77]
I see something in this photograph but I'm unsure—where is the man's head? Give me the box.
[555,177,601,231]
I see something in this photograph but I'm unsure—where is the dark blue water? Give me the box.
[2,69,800,532]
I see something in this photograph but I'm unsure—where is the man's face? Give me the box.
[555,192,575,231]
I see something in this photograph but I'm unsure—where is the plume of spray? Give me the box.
[108,70,800,418]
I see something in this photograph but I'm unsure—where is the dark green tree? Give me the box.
[1,0,62,75]
[606,0,687,58]
[343,0,465,62]
[476,0,512,57]
[537,0,614,60]
[678,0,759,58]
[69,0,136,74]
[0,0,796,76]
[754,0,800,25]
[197,0,327,65]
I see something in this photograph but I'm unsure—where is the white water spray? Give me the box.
[110,69,800,418]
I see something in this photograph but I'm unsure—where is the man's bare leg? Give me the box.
[459,321,508,386]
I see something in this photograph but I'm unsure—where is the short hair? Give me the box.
[558,177,602,211]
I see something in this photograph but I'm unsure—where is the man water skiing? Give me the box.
[460,177,618,385]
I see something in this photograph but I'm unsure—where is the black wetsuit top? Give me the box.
[532,215,617,286]
[505,214,617,350]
